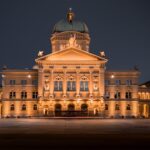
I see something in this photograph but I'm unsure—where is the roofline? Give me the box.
[1,69,38,73]
[35,47,108,62]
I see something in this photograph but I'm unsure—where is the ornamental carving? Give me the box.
[60,34,81,50]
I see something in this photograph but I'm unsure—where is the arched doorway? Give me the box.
[68,104,75,111]
[43,105,49,116]
[81,104,88,116]
[67,104,75,116]
[94,107,99,116]
[55,104,62,116]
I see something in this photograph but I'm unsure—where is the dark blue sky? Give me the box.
[0,0,150,83]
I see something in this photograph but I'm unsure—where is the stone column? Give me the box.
[89,70,93,96]
[76,70,80,97]
[50,69,54,97]
[63,70,67,97]
[99,68,105,97]
[38,67,44,98]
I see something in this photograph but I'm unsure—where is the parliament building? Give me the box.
[0,9,150,118]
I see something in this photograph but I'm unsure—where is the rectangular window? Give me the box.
[126,80,132,86]
[21,80,27,85]
[9,92,16,99]
[80,81,89,91]
[10,104,15,111]
[105,91,110,99]
[32,92,38,99]
[126,92,132,99]
[67,81,76,91]
[9,80,16,85]
[54,81,63,91]
[115,80,121,85]
[114,91,121,99]
[21,92,27,99]
[32,80,38,86]
[105,80,110,86]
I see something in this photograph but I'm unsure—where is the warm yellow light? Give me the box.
[27,75,31,78]
[111,74,115,79]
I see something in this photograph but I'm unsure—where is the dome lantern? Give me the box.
[67,8,75,23]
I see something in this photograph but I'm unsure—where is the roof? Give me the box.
[53,19,89,33]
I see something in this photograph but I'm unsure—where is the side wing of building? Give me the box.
[104,70,140,118]
[1,69,38,117]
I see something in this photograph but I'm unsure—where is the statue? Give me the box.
[44,81,49,91]
[38,51,44,57]
[93,82,98,91]
[69,35,76,47]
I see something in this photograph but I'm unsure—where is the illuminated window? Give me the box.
[125,92,132,99]
[10,104,15,111]
[21,91,27,99]
[67,81,76,91]
[80,81,89,91]
[105,91,110,99]
[9,92,16,99]
[9,80,16,85]
[54,81,63,91]
[33,104,37,110]
[21,80,27,85]
[114,91,121,99]
[22,104,26,111]
[126,104,131,110]
[115,104,120,110]
[32,92,38,99]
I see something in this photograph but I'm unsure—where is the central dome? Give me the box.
[53,20,89,33]
[53,9,89,33]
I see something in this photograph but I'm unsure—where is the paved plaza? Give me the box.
[0,119,150,150]
[0,118,150,134]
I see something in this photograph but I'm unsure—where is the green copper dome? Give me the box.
[53,20,89,33]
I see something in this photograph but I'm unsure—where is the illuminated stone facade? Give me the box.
[0,9,149,118]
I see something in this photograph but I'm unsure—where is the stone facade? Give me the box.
[0,9,149,118]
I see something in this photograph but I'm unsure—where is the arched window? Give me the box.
[81,104,88,112]
[126,104,131,110]
[33,104,37,110]
[22,104,26,111]
[55,104,62,112]
[105,104,108,110]
[115,104,120,111]
[67,81,76,91]
[10,104,15,111]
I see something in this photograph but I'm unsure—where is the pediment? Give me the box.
[36,48,107,62]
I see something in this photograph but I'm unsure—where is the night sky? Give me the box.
[0,0,150,83]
